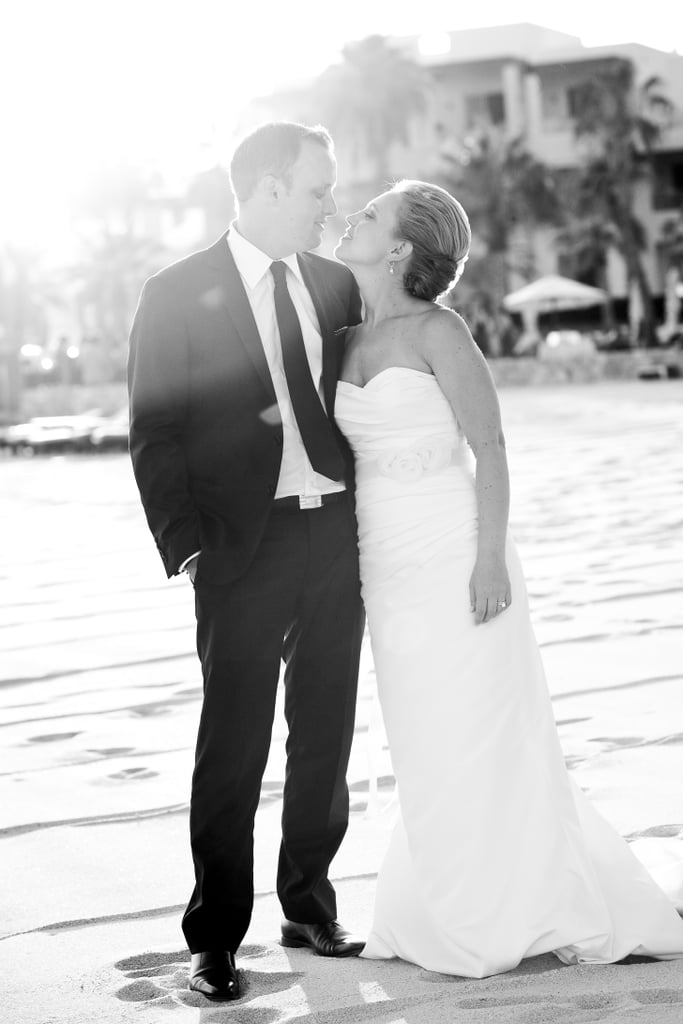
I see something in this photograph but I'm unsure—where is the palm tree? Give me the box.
[555,215,620,331]
[440,132,561,343]
[67,162,168,381]
[658,207,683,338]
[71,231,165,381]
[570,59,673,345]
[0,246,59,416]
[315,35,428,186]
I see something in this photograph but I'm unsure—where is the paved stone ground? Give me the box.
[1,379,682,1023]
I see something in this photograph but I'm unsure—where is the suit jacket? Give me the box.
[128,232,362,583]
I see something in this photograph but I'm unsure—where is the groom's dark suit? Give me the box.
[128,232,364,953]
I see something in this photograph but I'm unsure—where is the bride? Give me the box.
[333,179,683,977]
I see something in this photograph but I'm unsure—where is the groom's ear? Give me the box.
[259,174,281,204]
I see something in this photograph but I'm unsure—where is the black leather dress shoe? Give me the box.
[189,951,241,1001]
[281,919,365,957]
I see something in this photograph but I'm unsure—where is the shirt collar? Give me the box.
[227,223,303,290]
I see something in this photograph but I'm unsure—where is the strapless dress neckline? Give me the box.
[337,366,436,391]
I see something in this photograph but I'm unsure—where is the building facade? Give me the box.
[241,22,683,316]
[389,23,683,305]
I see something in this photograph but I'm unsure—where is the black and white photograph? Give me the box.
[1,2,683,1021]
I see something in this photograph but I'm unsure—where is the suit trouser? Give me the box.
[181,500,365,953]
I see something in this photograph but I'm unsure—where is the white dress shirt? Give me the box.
[179,227,345,571]
[227,225,345,499]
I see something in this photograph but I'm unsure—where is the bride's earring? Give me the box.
[388,261,395,275]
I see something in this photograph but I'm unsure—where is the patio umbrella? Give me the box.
[503,275,607,313]
[503,275,608,353]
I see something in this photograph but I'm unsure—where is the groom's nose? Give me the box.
[323,192,337,218]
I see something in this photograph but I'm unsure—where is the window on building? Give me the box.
[566,82,595,120]
[465,92,506,128]
[652,153,683,210]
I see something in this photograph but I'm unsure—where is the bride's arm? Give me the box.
[423,309,511,625]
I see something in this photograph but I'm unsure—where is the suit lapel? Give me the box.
[204,239,345,416]
[205,234,276,400]
[298,253,338,415]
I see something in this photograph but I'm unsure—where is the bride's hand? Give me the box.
[469,553,511,625]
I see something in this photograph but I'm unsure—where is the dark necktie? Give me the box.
[270,260,344,481]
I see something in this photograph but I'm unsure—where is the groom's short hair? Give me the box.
[229,121,333,203]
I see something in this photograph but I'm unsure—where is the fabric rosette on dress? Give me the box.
[377,436,455,483]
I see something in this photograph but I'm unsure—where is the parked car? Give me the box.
[591,326,632,351]
[636,332,683,380]
[0,413,104,455]
[539,330,597,360]
[88,407,129,452]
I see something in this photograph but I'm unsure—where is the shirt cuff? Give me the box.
[178,550,201,573]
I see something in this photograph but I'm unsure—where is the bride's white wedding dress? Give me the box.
[335,366,683,978]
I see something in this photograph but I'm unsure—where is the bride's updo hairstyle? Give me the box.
[393,180,471,302]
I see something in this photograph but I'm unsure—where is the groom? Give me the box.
[128,121,365,1001]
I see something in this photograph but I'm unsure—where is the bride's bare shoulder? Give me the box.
[421,306,477,353]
